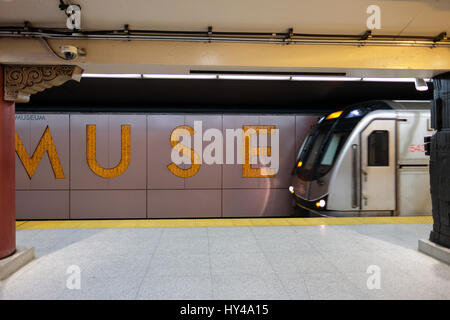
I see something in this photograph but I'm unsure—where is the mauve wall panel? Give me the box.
[15,114,70,190]
[185,115,222,189]
[106,115,147,189]
[70,115,109,189]
[147,190,221,218]
[260,115,296,189]
[16,190,69,219]
[222,189,295,217]
[70,115,147,189]
[222,115,262,189]
[147,115,185,190]
[222,115,298,190]
[70,190,146,219]
[30,114,70,189]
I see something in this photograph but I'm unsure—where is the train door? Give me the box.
[360,120,396,211]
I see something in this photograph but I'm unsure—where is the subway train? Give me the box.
[289,100,433,216]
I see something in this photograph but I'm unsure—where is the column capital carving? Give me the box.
[3,65,83,103]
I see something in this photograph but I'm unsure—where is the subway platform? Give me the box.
[0,217,449,300]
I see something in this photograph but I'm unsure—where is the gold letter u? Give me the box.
[86,124,131,178]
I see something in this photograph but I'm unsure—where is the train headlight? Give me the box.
[346,109,362,118]
[315,199,326,208]
[289,186,294,194]
[297,161,303,167]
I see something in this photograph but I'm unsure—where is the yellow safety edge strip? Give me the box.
[16,216,433,230]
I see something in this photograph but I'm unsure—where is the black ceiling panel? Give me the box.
[16,78,433,113]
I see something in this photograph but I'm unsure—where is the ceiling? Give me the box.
[1,1,449,82]
[1,0,449,36]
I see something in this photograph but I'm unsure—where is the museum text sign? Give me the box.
[15,120,280,180]
[14,113,317,219]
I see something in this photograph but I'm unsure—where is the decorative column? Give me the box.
[0,64,82,260]
[0,65,16,259]
[429,72,450,249]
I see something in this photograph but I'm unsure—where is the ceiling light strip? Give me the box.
[142,74,217,79]
[81,73,142,78]
[81,73,434,82]
[292,76,361,81]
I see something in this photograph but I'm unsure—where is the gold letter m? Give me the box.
[15,126,65,179]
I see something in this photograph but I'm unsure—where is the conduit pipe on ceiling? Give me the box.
[0,26,449,48]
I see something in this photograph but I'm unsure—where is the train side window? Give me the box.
[368,130,389,166]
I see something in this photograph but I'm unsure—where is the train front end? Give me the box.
[289,101,391,215]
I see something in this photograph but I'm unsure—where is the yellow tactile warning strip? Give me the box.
[15,216,433,230]
[15,221,28,228]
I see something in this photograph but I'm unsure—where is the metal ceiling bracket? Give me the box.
[432,32,448,47]
[285,28,294,45]
[361,30,372,41]
[208,26,213,43]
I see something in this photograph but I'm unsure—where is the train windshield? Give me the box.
[296,125,349,181]
[302,133,326,172]
[316,132,349,176]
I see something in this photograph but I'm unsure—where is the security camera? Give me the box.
[60,45,78,60]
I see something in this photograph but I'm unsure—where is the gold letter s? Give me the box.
[15,126,65,179]
[167,125,200,178]
[86,124,131,178]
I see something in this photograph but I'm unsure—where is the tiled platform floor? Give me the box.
[1,223,449,299]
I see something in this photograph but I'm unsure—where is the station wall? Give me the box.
[15,113,318,219]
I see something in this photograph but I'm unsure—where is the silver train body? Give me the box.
[290,100,432,216]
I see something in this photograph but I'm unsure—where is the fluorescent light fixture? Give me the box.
[143,74,217,79]
[291,76,361,81]
[362,77,417,82]
[218,75,291,80]
[393,100,432,103]
[80,74,434,84]
[414,78,429,91]
[82,73,141,78]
